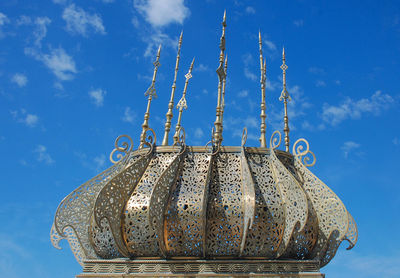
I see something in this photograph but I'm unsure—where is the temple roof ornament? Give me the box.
[51,11,358,277]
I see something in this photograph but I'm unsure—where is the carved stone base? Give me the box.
[77,259,325,277]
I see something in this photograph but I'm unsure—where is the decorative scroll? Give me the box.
[89,215,120,258]
[294,154,349,261]
[50,223,63,250]
[269,131,308,257]
[149,152,185,257]
[239,128,256,256]
[109,135,133,164]
[164,153,211,257]
[53,155,128,262]
[123,153,176,257]
[243,153,285,258]
[140,127,157,152]
[93,152,152,257]
[293,138,316,167]
[206,152,244,256]
[345,212,358,250]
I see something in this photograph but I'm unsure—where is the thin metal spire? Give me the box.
[140,45,161,148]
[259,31,267,148]
[220,55,228,136]
[213,10,227,146]
[279,47,291,152]
[173,57,195,144]
[162,31,183,146]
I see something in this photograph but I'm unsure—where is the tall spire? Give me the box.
[213,10,227,146]
[162,31,183,146]
[173,57,195,144]
[140,45,161,148]
[259,31,267,148]
[220,55,228,136]
[279,47,291,152]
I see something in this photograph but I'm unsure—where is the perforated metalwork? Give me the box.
[89,215,120,258]
[53,155,128,261]
[93,153,152,257]
[270,149,308,257]
[165,152,211,257]
[206,152,244,256]
[294,157,349,260]
[123,152,176,257]
[149,152,184,256]
[242,152,284,258]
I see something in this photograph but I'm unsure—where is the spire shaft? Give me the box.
[259,31,267,148]
[173,57,195,144]
[220,55,228,136]
[162,32,183,146]
[140,45,161,148]
[213,10,227,146]
[279,47,291,152]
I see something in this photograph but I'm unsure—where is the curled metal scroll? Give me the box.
[110,135,133,164]
[172,126,187,155]
[205,127,220,155]
[140,127,156,155]
[293,138,316,167]
[270,130,282,150]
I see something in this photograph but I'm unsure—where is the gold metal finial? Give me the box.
[213,11,227,147]
[259,31,267,148]
[140,44,161,148]
[279,46,291,152]
[162,31,183,146]
[173,57,195,144]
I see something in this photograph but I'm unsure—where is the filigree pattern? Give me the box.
[243,153,285,258]
[53,154,128,261]
[93,153,152,257]
[206,152,244,256]
[89,215,120,258]
[123,153,176,257]
[239,147,256,256]
[149,152,184,256]
[270,149,308,257]
[294,157,349,260]
[345,212,358,250]
[165,153,211,257]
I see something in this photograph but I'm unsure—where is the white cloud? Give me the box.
[11,109,39,128]
[315,80,326,87]
[196,63,209,72]
[245,6,256,14]
[134,0,190,27]
[93,154,106,171]
[16,15,32,26]
[242,53,257,82]
[89,88,106,107]
[122,107,136,124]
[26,47,77,81]
[194,127,204,139]
[34,145,54,164]
[144,29,178,58]
[238,90,248,98]
[0,12,10,38]
[11,73,28,87]
[264,39,276,51]
[393,137,399,146]
[62,4,106,36]
[341,141,360,158]
[293,19,304,27]
[309,66,325,74]
[322,91,395,126]
[33,17,51,47]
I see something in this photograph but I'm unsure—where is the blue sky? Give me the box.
[1,0,400,277]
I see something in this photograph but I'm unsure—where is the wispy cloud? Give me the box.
[62,4,106,36]
[196,63,210,72]
[194,127,204,139]
[341,141,360,158]
[293,19,304,27]
[308,66,325,74]
[34,145,54,164]
[33,17,51,47]
[245,6,256,14]
[0,12,10,38]
[74,152,107,172]
[264,39,277,51]
[322,91,395,126]
[11,73,28,87]
[238,90,248,98]
[122,107,136,124]
[134,0,190,27]
[25,47,77,81]
[89,88,106,107]
[11,109,39,128]
[315,80,326,87]
[132,0,190,57]
[242,53,257,81]
[393,137,399,146]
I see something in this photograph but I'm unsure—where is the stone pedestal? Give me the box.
[77,259,325,277]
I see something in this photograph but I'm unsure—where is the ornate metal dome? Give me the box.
[51,11,358,276]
